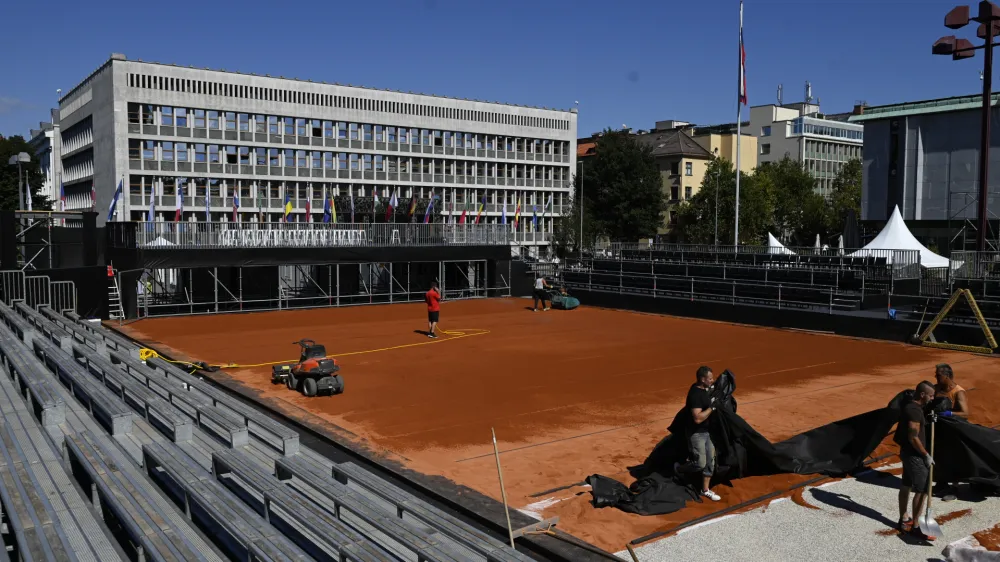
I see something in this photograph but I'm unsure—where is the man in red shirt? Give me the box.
[425,281,441,338]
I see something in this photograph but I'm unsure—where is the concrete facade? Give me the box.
[748,102,863,196]
[849,93,1000,225]
[56,54,577,248]
[28,111,62,206]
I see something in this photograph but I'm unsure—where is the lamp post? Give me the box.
[577,159,584,261]
[933,1,1000,251]
[7,152,30,211]
[713,148,720,246]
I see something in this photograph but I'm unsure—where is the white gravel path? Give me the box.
[617,465,1000,562]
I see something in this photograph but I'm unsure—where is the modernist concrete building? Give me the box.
[849,93,1000,252]
[55,53,578,248]
[748,101,863,197]
[28,111,62,206]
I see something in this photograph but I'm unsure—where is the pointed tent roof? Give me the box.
[848,205,950,268]
[767,233,795,255]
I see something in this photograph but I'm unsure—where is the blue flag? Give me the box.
[107,178,123,222]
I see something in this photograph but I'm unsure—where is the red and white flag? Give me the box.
[738,0,747,106]
[175,183,183,222]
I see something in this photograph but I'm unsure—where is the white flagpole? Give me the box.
[734,0,744,247]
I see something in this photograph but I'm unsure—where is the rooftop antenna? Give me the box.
[777,83,783,106]
[805,81,813,103]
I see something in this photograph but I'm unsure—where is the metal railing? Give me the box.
[110,221,512,250]
[563,268,859,314]
[951,251,1000,279]
[605,243,922,280]
[0,271,77,314]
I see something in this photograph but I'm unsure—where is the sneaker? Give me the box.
[428,333,436,338]
[532,308,537,312]
[544,307,551,311]
[701,489,721,502]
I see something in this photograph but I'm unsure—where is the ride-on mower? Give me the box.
[270,339,345,397]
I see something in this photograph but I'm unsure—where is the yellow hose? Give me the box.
[137,327,489,370]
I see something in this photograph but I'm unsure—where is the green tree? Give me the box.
[577,130,667,240]
[671,157,775,246]
[552,192,599,257]
[828,158,862,235]
[756,156,822,245]
[0,135,51,211]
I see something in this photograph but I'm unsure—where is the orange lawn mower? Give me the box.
[270,339,345,397]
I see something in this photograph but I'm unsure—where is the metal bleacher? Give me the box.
[0,294,535,561]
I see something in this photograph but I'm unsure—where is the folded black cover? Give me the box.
[588,372,999,516]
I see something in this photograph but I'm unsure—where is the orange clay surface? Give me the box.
[116,298,1000,553]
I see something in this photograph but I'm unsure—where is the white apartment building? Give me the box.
[55,54,578,249]
[748,101,863,196]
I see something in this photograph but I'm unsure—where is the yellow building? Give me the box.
[690,131,758,173]
[635,129,714,232]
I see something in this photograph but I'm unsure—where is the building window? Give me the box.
[761,126,771,137]
[255,115,266,133]
[670,186,679,201]
[338,122,347,139]
[142,141,155,160]
[284,118,294,136]
[350,123,359,141]
[338,153,347,169]
[176,143,187,162]
[283,149,294,167]
[296,119,307,137]
[350,154,359,170]
[670,162,680,175]
[269,148,279,166]
[195,144,206,163]
[761,143,771,155]
[375,155,384,171]
[175,108,188,128]
[399,128,408,144]
[323,121,334,138]
[363,124,373,142]
[208,145,220,163]
[685,186,692,200]
[128,139,141,160]
[239,114,249,132]
[311,151,321,169]
[363,154,372,171]
[208,111,220,129]
[388,127,397,143]
[685,162,693,176]
[224,112,236,131]
[255,148,266,166]
[192,110,205,128]
[128,103,141,124]
[162,142,174,162]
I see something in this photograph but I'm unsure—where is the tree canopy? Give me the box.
[575,130,667,241]
[827,158,862,235]
[671,157,775,245]
[0,135,51,211]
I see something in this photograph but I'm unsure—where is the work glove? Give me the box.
[940,411,953,418]
[924,455,935,468]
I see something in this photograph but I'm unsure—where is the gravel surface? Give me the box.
[618,465,1000,562]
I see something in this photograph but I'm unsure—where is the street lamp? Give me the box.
[713,148,720,246]
[933,1,1000,251]
[7,152,30,211]
[577,159,584,261]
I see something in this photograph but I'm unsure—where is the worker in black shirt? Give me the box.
[895,380,936,539]
[674,366,721,501]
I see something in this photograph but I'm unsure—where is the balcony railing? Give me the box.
[108,221,512,250]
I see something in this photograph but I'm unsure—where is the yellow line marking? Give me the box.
[140,328,490,369]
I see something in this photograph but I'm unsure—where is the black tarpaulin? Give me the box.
[588,373,1000,516]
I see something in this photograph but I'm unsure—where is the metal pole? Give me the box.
[17,162,24,211]
[978,23,995,252]
[578,161,584,262]
[714,165,720,246]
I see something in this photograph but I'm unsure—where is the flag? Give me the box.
[323,192,332,223]
[175,181,183,222]
[545,194,553,215]
[386,188,398,221]
[407,195,417,221]
[349,190,355,223]
[148,183,156,222]
[458,199,468,225]
[283,190,292,222]
[304,195,311,223]
[423,189,435,224]
[232,187,240,222]
[204,186,210,222]
[60,183,66,212]
[373,189,380,222]
[107,178,123,222]
[738,0,747,106]
[514,197,522,229]
[474,193,486,224]
[532,204,538,228]
[501,193,507,225]
[91,184,96,212]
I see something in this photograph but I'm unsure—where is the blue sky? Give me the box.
[0,0,991,139]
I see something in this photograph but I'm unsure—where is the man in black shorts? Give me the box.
[895,380,936,538]
[425,281,441,338]
[532,274,551,312]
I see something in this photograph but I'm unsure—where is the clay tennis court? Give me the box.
[115,298,1000,552]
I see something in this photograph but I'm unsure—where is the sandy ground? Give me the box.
[116,298,1000,553]
[619,463,1000,562]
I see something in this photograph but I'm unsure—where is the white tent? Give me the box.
[848,205,950,268]
[767,233,795,255]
